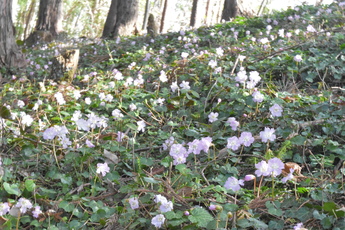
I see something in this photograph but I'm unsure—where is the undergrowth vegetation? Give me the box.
[1,1,345,229]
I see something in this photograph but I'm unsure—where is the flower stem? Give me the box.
[271,175,275,200]
[257,176,264,197]
[16,211,21,230]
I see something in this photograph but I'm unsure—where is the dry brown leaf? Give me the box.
[283,162,302,176]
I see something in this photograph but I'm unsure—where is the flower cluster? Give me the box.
[224,157,294,192]
[226,131,255,151]
[0,198,42,219]
[72,110,108,131]
[42,125,71,148]
[166,137,212,165]
[54,92,66,105]
[151,195,173,228]
[20,112,34,127]
[226,117,240,131]
[235,69,261,89]
[170,80,191,92]
[255,158,284,177]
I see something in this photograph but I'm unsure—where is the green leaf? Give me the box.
[3,182,21,196]
[175,164,191,175]
[58,200,75,212]
[248,217,268,229]
[290,135,306,146]
[126,123,137,131]
[25,179,36,192]
[190,90,200,98]
[165,211,183,220]
[268,220,284,229]
[60,175,72,185]
[323,202,337,213]
[0,106,11,119]
[143,177,160,184]
[321,216,333,229]
[339,43,345,50]
[188,207,213,228]
[185,129,199,137]
[266,201,283,216]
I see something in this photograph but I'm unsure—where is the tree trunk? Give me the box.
[160,0,175,33]
[23,0,37,40]
[36,0,63,36]
[222,0,238,21]
[142,0,150,30]
[25,0,63,45]
[190,0,199,28]
[102,0,139,38]
[0,0,26,70]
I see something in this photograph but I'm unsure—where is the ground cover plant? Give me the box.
[1,1,345,229]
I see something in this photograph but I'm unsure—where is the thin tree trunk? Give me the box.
[205,0,212,25]
[160,0,176,33]
[0,0,26,69]
[190,0,198,27]
[160,0,168,33]
[23,0,37,40]
[142,0,150,30]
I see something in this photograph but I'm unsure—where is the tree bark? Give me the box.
[222,0,238,21]
[0,0,26,69]
[35,0,63,36]
[102,0,139,38]
[190,0,199,27]
[160,0,175,33]
[23,0,37,40]
[142,0,150,30]
[25,0,63,45]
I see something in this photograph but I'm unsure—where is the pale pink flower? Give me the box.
[32,206,42,218]
[224,177,244,192]
[171,82,179,92]
[128,197,139,209]
[252,91,264,103]
[0,202,10,216]
[151,214,165,228]
[181,52,189,59]
[282,168,294,183]
[137,120,146,132]
[226,117,239,131]
[209,204,216,210]
[159,200,173,213]
[268,157,285,177]
[270,103,283,117]
[244,174,256,181]
[226,136,241,151]
[179,81,190,90]
[15,198,33,214]
[208,112,218,123]
[260,127,276,143]
[159,70,168,82]
[86,139,95,148]
[255,160,271,177]
[294,55,303,62]
[154,195,168,204]
[96,162,110,176]
[239,132,255,147]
